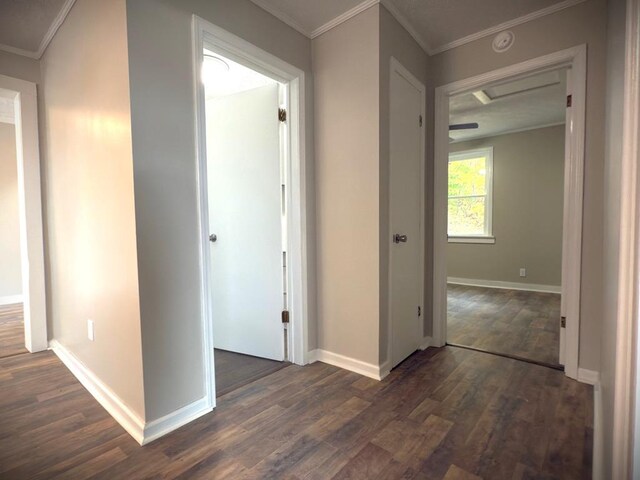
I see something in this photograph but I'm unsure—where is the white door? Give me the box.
[389,61,424,368]
[206,83,284,361]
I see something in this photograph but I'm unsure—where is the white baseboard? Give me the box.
[447,277,561,294]
[50,339,214,446]
[142,396,212,445]
[308,349,389,380]
[592,383,603,480]
[0,295,23,306]
[49,340,145,444]
[577,368,600,386]
[420,336,433,350]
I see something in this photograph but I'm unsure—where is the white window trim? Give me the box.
[447,146,494,242]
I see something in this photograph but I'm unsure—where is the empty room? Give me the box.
[0,0,639,479]
[446,69,567,368]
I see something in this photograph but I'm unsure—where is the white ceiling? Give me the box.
[249,0,586,54]
[0,0,74,59]
[449,69,567,142]
[203,50,278,99]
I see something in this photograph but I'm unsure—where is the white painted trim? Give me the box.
[433,46,586,383]
[311,0,378,38]
[49,340,145,445]
[387,57,426,369]
[248,0,311,37]
[142,396,212,445]
[577,368,600,386]
[448,236,495,244]
[309,349,390,381]
[429,0,588,55]
[449,121,566,143]
[249,0,586,57]
[593,383,604,480]
[379,1,431,53]
[0,295,23,306]
[447,277,561,294]
[613,0,640,477]
[192,17,309,411]
[0,0,76,59]
[420,336,433,350]
[0,75,47,354]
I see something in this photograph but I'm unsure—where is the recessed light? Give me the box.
[492,31,515,53]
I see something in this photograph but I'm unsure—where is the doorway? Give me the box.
[388,58,426,369]
[445,68,567,367]
[432,46,586,379]
[193,18,309,405]
[203,51,288,395]
[0,75,46,358]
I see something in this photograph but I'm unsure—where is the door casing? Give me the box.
[192,16,309,408]
[432,45,587,381]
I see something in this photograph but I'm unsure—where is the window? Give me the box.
[448,147,494,243]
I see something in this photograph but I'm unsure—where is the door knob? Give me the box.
[209,233,217,243]
[393,234,407,243]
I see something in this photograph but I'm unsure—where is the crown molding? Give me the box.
[429,0,588,55]
[310,0,379,38]
[0,0,75,60]
[379,0,431,53]
[249,0,311,37]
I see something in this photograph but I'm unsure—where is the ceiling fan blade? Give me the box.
[449,122,479,131]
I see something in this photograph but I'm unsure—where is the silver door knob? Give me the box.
[209,234,217,243]
[393,234,407,243]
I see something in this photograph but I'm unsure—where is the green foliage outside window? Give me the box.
[448,156,488,236]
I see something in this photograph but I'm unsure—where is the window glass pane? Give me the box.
[448,197,486,236]
[448,156,486,197]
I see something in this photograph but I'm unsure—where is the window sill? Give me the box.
[448,236,496,244]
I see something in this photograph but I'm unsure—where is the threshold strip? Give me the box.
[446,342,564,371]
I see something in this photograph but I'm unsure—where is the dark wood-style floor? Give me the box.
[0,344,592,479]
[0,303,27,359]
[447,284,561,366]
[214,348,288,397]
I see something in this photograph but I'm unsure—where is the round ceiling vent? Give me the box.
[492,31,515,53]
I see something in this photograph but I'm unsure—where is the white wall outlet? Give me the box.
[519,268,526,277]
[87,319,95,341]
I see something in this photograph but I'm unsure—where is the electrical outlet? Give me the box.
[519,268,526,277]
[88,319,95,341]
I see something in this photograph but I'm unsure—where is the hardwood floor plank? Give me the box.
[0,346,592,479]
[447,285,560,365]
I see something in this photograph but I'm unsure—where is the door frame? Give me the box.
[387,57,426,368]
[613,0,640,476]
[192,16,309,406]
[0,74,47,353]
[432,45,587,380]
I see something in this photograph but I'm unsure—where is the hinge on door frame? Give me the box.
[561,316,566,328]
[418,306,421,317]
[419,115,423,127]
[278,108,287,122]
[566,95,572,108]
[282,310,290,323]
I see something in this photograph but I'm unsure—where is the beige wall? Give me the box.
[448,126,565,287]
[430,0,607,371]
[378,5,429,363]
[0,122,22,298]
[125,0,315,421]
[0,50,39,84]
[601,0,626,474]
[41,0,145,418]
[313,6,380,365]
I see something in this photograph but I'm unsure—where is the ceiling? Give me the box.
[0,0,73,58]
[250,0,585,53]
[203,50,278,99]
[449,69,567,142]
